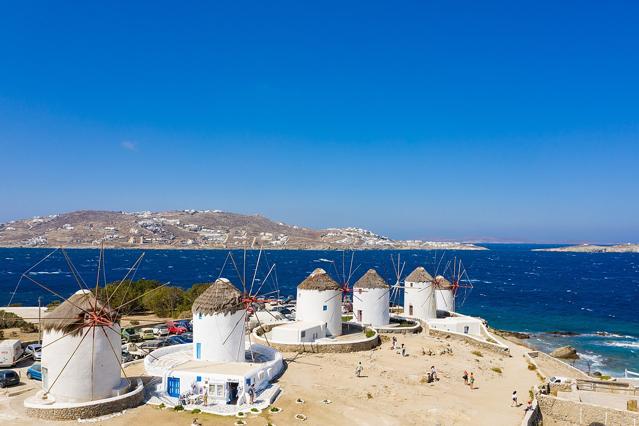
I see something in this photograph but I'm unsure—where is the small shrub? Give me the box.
[341,315,352,322]
[491,367,503,374]
[471,350,483,357]
[250,407,259,413]
[269,406,282,413]
[130,320,140,326]
[191,408,201,414]
[527,364,537,370]
[600,375,611,381]
[173,405,184,411]
[158,403,165,409]
[365,329,375,338]
[366,392,373,399]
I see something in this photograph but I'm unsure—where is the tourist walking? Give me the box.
[391,336,397,350]
[469,372,475,390]
[462,370,468,385]
[355,361,363,377]
[511,390,518,406]
[248,384,255,404]
[401,343,406,357]
[430,366,438,381]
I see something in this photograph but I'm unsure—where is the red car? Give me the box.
[166,321,187,335]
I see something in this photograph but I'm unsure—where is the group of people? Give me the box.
[462,370,476,389]
[512,390,534,412]
[391,336,408,357]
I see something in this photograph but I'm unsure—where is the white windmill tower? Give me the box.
[403,266,437,321]
[191,278,246,363]
[351,269,390,327]
[295,268,342,337]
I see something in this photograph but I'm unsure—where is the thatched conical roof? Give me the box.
[298,268,341,291]
[405,266,433,283]
[192,278,244,316]
[42,289,118,337]
[434,275,453,289]
[354,269,389,289]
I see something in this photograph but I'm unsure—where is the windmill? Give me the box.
[3,246,169,403]
[216,247,282,361]
[435,256,474,313]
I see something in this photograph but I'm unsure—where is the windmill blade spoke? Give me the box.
[110,281,170,313]
[252,264,276,299]
[323,292,342,303]
[254,314,271,347]
[10,322,87,366]
[104,253,145,311]
[21,274,92,317]
[223,311,247,345]
[248,247,263,297]
[375,288,390,301]
[228,251,246,293]
[98,325,130,386]
[216,252,231,280]
[61,249,91,297]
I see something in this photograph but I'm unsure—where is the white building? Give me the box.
[295,268,342,337]
[434,275,455,313]
[352,269,390,327]
[39,289,125,403]
[426,316,482,336]
[403,266,437,321]
[270,321,326,343]
[192,278,246,363]
[146,278,284,411]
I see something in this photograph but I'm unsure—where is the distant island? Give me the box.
[0,210,487,251]
[533,243,639,253]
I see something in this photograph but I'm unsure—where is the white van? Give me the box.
[0,339,24,367]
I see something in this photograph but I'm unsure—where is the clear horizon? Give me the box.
[1,2,637,244]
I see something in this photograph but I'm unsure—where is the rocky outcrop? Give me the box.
[550,346,579,359]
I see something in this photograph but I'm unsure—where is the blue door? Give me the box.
[196,342,201,359]
[167,377,180,397]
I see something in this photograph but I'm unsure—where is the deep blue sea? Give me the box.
[1,245,638,376]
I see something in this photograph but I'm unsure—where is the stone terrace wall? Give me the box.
[527,351,589,380]
[537,393,639,426]
[253,323,380,353]
[24,379,144,421]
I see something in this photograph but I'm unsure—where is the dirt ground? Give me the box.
[1,330,541,426]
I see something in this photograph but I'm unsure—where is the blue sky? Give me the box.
[0,2,637,243]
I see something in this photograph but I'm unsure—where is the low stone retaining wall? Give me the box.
[253,323,380,353]
[427,327,511,356]
[375,317,422,334]
[537,392,639,426]
[526,351,589,380]
[24,378,145,421]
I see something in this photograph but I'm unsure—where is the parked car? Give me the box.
[24,344,42,361]
[165,335,188,346]
[174,319,192,332]
[0,369,20,388]
[153,325,169,337]
[26,363,42,381]
[166,321,187,335]
[137,339,167,352]
[121,327,142,343]
[0,340,24,367]
[140,328,156,340]
[121,352,136,363]
[180,332,193,343]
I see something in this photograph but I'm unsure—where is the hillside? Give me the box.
[533,243,639,253]
[0,210,486,251]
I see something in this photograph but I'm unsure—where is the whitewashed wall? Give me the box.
[295,289,342,337]
[352,287,390,326]
[193,309,246,363]
[403,280,437,321]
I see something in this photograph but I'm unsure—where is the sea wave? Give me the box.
[602,341,639,350]
[28,270,65,275]
[579,352,606,368]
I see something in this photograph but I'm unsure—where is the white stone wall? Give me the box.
[295,288,342,337]
[403,280,436,321]
[41,325,122,402]
[193,309,246,363]
[352,287,390,327]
